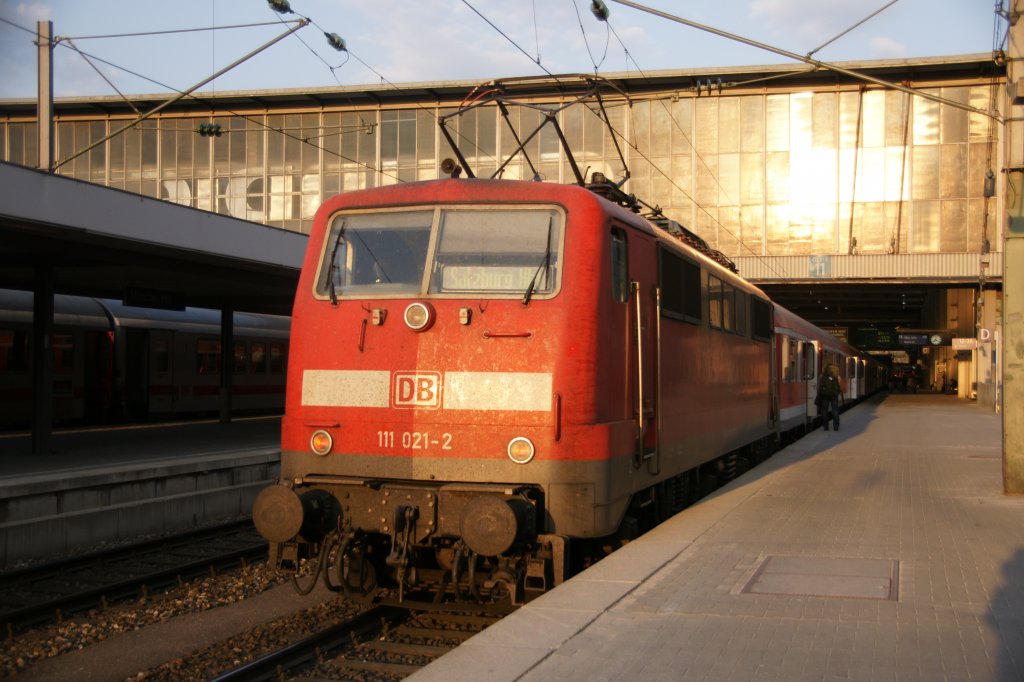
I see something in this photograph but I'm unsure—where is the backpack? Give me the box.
[819,372,839,398]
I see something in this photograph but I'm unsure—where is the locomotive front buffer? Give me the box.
[253,478,565,604]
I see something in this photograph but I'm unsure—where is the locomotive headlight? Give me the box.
[310,430,333,456]
[404,302,435,332]
[507,436,535,464]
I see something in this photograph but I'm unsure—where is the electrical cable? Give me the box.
[63,39,142,114]
[0,15,40,36]
[805,0,900,58]
[572,0,610,72]
[49,42,396,182]
[601,15,791,278]
[267,3,500,170]
[593,105,789,279]
[460,0,557,79]
[54,20,299,42]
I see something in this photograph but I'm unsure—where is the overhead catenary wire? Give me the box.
[599,12,791,278]
[460,0,558,79]
[62,39,141,114]
[607,0,1002,122]
[572,0,611,72]
[805,0,900,58]
[51,20,298,42]
[51,19,311,172]
[47,36,397,182]
[268,2,501,171]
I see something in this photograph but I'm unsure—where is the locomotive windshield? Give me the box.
[316,206,562,300]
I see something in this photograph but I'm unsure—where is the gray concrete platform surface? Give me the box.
[412,393,1022,681]
[0,417,280,565]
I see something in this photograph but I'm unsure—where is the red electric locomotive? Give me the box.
[253,175,838,603]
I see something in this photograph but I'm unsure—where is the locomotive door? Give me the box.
[626,231,659,474]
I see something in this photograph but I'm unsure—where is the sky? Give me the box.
[0,0,1007,100]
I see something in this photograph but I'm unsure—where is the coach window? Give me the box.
[802,342,816,380]
[751,298,772,342]
[611,228,628,303]
[269,342,287,373]
[196,339,220,375]
[0,330,28,372]
[153,338,170,374]
[787,337,800,381]
[251,342,268,374]
[52,334,75,374]
[233,342,248,373]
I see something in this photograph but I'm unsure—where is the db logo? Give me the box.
[392,372,441,408]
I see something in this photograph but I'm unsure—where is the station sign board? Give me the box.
[898,331,953,347]
[851,327,899,349]
[951,337,978,351]
[820,326,848,342]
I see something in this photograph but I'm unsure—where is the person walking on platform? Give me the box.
[816,363,842,431]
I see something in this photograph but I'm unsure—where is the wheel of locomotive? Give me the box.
[488,567,518,605]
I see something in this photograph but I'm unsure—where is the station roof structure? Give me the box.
[0,53,998,118]
[0,161,306,315]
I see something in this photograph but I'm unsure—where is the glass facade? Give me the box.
[0,79,1000,252]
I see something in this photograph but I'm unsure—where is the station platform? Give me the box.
[0,417,280,566]
[412,394,1023,681]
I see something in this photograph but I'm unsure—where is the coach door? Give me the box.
[803,341,818,424]
[149,330,174,415]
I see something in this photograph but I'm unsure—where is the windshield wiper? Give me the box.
[522,217,553,306]
[328,219,346,306]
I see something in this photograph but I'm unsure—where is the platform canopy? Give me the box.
[0,161,306,315]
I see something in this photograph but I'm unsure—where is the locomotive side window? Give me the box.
[708,275,723,329]
[722,282,735,331]
[735,291,748,336]
[659,248,701,325]
[611,229,628,303]
[751,298,772,342]
[431,209,560,296]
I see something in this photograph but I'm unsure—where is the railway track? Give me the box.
[212,599,509,681]
[0,520,267,634]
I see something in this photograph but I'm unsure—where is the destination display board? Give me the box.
[897,331,954,346]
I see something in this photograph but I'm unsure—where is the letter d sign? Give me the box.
[392,372,441,408]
